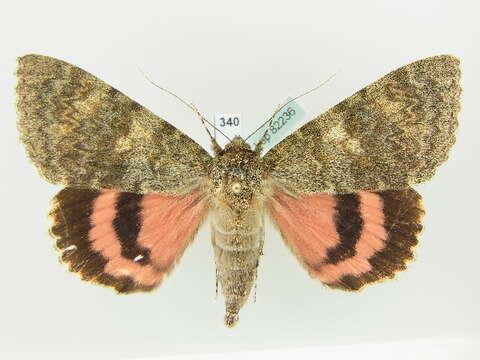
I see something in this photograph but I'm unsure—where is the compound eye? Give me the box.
[231,182,242,194]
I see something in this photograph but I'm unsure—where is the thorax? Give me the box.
[207,136,270,248]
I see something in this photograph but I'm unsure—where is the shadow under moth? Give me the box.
[16,54,461,327]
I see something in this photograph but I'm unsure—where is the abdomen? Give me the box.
[211,208,264,327]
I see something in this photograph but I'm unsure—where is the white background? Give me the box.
[1,1,479,359]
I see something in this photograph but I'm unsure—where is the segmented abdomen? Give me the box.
[211,210,263,327]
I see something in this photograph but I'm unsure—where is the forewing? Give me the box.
[264,55,461,194]
[269,188,424,290]
[17,54,211,194]
[50,187,207,293]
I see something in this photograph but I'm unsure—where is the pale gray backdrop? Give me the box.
[1,1,478,359]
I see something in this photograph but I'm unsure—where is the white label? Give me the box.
[214,114,243,148]
[247,97,306,155]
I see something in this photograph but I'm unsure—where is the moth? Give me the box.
[16,54,461,327]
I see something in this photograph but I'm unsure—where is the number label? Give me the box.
[219,116,240,127]
[266,107,296,141]
[214,113,243,149]
[247,98,305,154]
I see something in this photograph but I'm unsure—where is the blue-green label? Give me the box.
[247,97,306,155]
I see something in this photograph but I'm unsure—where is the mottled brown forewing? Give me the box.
[16,54,211,194]
[16,54,461,328]
[264,55,461,194]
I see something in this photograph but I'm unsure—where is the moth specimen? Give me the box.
[16,54,461,327]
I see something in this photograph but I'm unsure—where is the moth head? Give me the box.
[208,136,266,212]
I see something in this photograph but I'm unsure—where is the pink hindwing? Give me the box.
[51,188,207,293]
[269,188,424,290]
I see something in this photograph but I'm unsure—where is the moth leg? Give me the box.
[215,268,219,299]
[253,226,265,303]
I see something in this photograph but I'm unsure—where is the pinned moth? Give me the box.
[16,54,461,327]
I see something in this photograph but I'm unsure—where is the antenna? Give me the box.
[138,67,231,148]
[246,73,337,152]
